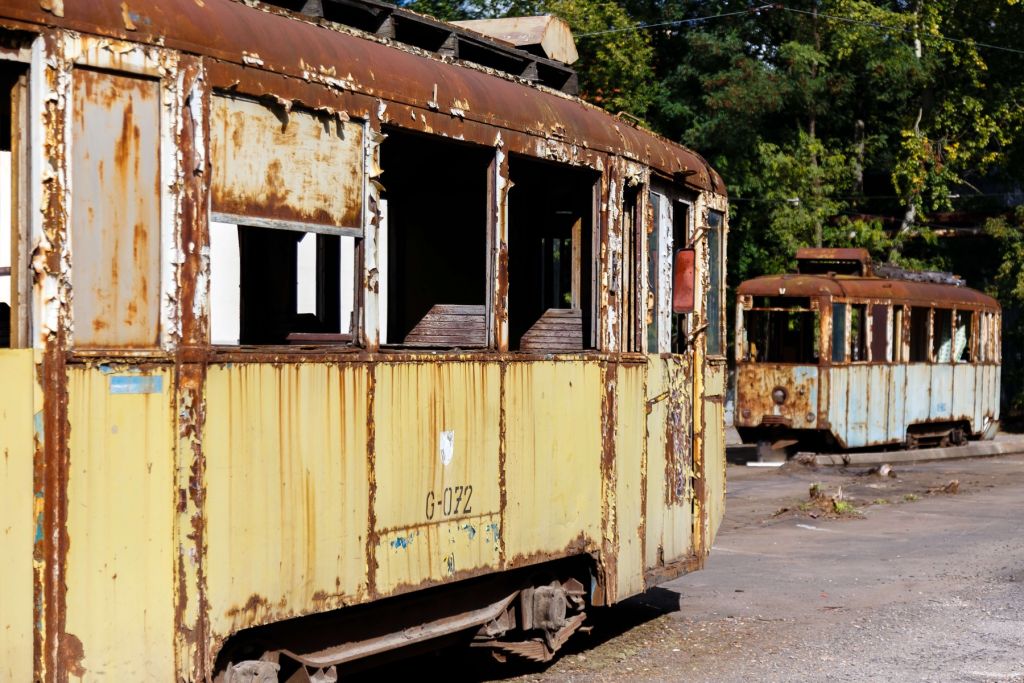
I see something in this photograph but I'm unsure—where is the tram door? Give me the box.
[644,188,697,566]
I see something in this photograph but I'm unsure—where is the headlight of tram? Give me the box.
[771,387,787,405]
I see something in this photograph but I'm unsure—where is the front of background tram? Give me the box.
[732,291,824,461]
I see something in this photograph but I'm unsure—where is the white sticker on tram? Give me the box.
[440,430,455,466]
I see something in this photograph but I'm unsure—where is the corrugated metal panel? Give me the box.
[504,362,602,562]
[65,366,175,679]
[866,365,889,445]
[952,364,976,422]
[614,364,645,599]
[71,68,161,348]
[205,363,370,636]
[210,94,364,230]
[905,365,932,427]
[845,366,869,448]
[888,365,907,441]
[372,362,502,592]
[830,367,849,446]
[0,350,36,681]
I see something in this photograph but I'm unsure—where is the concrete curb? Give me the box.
[812,438,1024,467]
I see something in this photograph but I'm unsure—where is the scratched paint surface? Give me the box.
[65,366,175,680]
[70,68,161,348]
[204,363,370,636]
[503,362,603,562]
[0,350,36,681]
[614,363,646,599]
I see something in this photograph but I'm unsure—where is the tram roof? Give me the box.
[738,273,999,310]
[1,0,725,194]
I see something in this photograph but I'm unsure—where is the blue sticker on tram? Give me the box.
[109,375,163,395]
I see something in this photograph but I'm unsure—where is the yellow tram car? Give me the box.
[0,0,729,679]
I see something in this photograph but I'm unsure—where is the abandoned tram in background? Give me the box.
[735,248,1000,456]
[0,0,730,679]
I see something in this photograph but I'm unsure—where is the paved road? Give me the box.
[492,455,1024,682]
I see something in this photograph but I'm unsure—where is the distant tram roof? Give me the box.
[0,0,725,194]
[738,274,999,309]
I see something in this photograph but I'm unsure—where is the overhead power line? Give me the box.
[575,4,773,38]
[576,3,1024,57]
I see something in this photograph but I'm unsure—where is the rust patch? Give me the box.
[597,362,618,605]
[58,633,85,677]
[364,365,379,598]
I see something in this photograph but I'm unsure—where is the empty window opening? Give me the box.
[742,297,818,363]
[954,310,972,363]
[0,61,27,348]
[932,308,953,362]
[671,199,692,354]
[831,303,846,363]
[208,94,363,345]
[705,210,725,356]
[621,184,641,352]
[869,304,889,362]
[646,192,661,351]
[379,128,491,347]
[892,305,905,362]
[507,155,596,352]
[909,306,930,362]
[849,303,867,362]
[210,223,356,345]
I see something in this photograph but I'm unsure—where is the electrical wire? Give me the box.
[575,4,773,37]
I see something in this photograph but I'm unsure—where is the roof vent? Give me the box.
[255,0,579,94]
[795,248,872,276]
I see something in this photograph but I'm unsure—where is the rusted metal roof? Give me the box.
[2,0,724,193]
[738,273,1000,309]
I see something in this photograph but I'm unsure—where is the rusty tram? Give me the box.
[735,248,1000,456]
[0,0,730,679]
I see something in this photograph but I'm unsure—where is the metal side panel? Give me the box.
[888,364,907,443]
[644,356,668,570]
[905,365,932,427]
[951,363,976,423]
[65,365,175,680]
[703,394,725,546]
[614,364,646,599]
[205,363,370,638]
[845,365,869,448]
[929,364,953,419]
[372,361,502,594]
[503,361,603,565]
[0,350,37,681]
[866,364,890,446]
[829,367,849,447]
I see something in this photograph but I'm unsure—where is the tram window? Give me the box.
[379,128,491,347]
[507,155,596,352]
[0,62,27,348]
[72,68,162,348]
[209,94,364,345]
[742,297,818,363]
[892,306,905,362]
[706,210,725,356]
[849,303,867,362]
[954,310,972,362]
[671,198,692,354]
[870,304,889,362]
[831,303,846,363]
[909,306,930,362]
[933,308,953,362]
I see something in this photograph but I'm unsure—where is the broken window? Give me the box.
[831,303,846,363]
[909,306,930,362]
[648,189,695,355]
[849,303,867,362]
[507,155,596,352]
[932,308,953,362]
[378,128,491,347]
[0,60,26,348]
[705,210,725,356]
[71,68,162,348]
[741,297,818,363]
[209,94,364,345]
[621,184,642,352]
[892,305,905,362]
[870,304,889,362]
[954,310,972,363]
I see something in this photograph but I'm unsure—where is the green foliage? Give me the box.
[985,207,1024,411]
